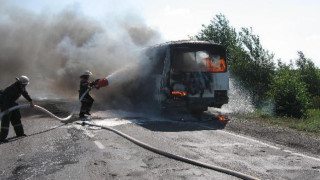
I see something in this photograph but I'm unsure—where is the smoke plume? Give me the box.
[0,2,162,104]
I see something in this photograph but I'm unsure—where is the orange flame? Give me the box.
[171,91,187,97]
[205,58,227,72]
[218,115,227,121]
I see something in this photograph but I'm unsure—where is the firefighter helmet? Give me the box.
[16,75,30,85]
[82,70,92,76]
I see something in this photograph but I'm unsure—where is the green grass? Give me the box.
[289,109,320,133]
[235,109,320,136]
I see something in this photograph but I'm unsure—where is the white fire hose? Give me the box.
[0,78,260,180]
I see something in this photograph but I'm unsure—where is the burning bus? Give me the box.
[96,40,229,112]
[142,40,229,113]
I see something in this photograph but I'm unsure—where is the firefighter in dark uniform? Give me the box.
[0,76,34,143]
[79,71,97,118]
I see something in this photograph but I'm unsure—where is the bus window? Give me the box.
[172,48,227,72]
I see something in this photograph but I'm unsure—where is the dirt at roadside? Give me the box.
[224,117,320,155]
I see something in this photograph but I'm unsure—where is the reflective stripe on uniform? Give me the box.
[13,124,22,127]
[1,127,9,130]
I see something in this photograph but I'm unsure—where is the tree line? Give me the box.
[195,14,320,118]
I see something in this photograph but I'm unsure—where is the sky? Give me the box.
[5,0,320,66]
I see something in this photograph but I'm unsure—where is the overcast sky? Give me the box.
[6,0,320,66]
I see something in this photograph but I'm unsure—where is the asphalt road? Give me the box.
[1,103,320,180]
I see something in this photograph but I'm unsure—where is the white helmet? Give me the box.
[16,75,30,85]
[82,70,92,76]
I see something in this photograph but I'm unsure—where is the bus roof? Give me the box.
[148,40,222,49]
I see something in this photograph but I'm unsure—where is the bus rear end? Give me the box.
[164,42,229,113]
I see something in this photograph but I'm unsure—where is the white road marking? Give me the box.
[216,129,281,150]
[282,149,320,162]
[199,124,320,162]
[94,141,105,149]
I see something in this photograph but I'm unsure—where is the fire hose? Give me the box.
[0,78,259,180]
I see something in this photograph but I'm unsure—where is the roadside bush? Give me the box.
[309,96,320,109]
[268,64,310,118]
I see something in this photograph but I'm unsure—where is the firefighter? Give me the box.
[79,70,98,118]
[0,76,34,143]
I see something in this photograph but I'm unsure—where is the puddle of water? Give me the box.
[67,110,183,138]
[92,118,137,127]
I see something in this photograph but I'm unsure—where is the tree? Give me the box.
[296,51,320,96]
[195,14,275,105]
[295,51,320,109]
[268,61,310,118]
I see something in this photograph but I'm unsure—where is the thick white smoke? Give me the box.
[0,2,162,103]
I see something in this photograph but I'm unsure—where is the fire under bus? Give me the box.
[143,40,229,113]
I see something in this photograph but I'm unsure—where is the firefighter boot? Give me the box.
[79,112,85,118]
[17,133,27,137]
[0,139,8,143]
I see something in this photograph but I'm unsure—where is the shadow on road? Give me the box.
[0,123,68,145]
[139,120,227,132]
[17,100,228,134]
[136,112,228,132]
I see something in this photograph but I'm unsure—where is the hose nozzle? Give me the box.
[96,78,109,89]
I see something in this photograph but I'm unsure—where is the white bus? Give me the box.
[143,40,229,113]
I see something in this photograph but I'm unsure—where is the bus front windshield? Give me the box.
[172,48,226,73]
